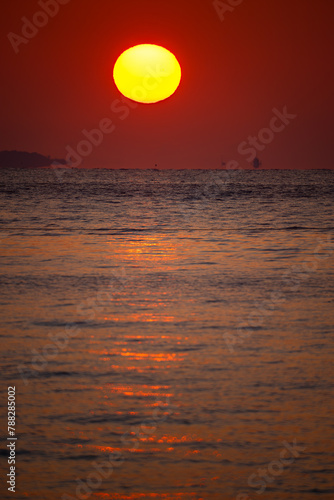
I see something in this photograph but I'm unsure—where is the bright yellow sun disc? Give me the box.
[113,44,181,104]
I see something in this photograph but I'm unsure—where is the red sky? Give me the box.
[1,0,333,169]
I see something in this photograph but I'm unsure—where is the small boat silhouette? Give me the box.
[252,157,261,169]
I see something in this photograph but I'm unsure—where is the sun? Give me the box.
[113,44,181,104]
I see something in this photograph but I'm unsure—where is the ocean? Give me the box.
[0,168,333,500]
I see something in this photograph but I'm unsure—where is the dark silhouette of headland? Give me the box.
[0,150,67,168]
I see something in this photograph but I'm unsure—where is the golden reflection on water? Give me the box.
[3,226,334,500]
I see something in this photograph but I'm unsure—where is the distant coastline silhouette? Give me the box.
[0,150,67,168]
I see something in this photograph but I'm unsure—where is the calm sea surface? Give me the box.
[0,169,333,500]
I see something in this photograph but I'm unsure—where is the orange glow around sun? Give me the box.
[113,44,181,104]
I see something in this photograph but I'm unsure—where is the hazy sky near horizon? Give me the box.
[1,0,333,169]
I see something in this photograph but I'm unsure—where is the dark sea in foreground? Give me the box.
[0,168,333,500]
